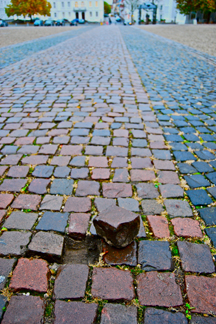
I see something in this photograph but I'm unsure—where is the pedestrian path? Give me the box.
[0,25,215,323]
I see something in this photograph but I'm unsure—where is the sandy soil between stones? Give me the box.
[0,26,80,48]
[137,25,216,57]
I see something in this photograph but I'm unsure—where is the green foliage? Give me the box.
[104,1,111,14]
[5,0,52,18]
[176,0,216,15]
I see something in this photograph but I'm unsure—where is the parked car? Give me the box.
[44,19,55,26]
[0,20,8,27]
[78,18,85,24]
[70,19,78,26]
[56,19,65,26]
[34,19,43,26]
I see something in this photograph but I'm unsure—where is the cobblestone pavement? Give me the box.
[0,25,215,323]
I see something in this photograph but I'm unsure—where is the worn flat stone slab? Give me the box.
[164,199,193,217]
[186,190,213,206]
[2,295,45,324]
[0,295,7,320]
[0,194,14,209]
[92,267,134,300]
[101,304,137,324]
[0,258,16,290]
[186,276,216,314]
[10,258,49,292]
[141,199,163,214]
[28,232,64,260]
[137,272,183,307]
[118,198,139,212]
[28,179,50,194]
[147,216,170,238]
[11,194,41,211]
[36,212,69,233]
[177,241,214,273]
[32,165,54,178]
[64,197,91,212]
[205,228,216,248]
[50,179,74,195]
[103,183,132,198]
[54,264,89,299]
[68,213,90,239]
[136,183,159,199]
[75,180,100,196]
[39,195,63,211]
[54,301,98,324]
[159,184,184,198]
[102,241,137,266]
[199,207,216,226]
[144,308,187,324]
[171,218,202,237]
[191,315,216,324]
[94,206,140,248]
[138,241,173,271]
[0,231,31,256]
[4,211,38,230]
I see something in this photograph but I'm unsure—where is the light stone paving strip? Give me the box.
[0,25,215,323]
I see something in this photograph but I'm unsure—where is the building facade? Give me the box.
[0,0,104,23]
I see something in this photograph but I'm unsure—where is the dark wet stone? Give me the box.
[93,206,140,248]
[207,187,216,199]
[205,228,216,248]
[164,199,193,217]
[144,308,187,324]
[199,207,216,226]
[54,264,89,299]
[50,179,74,195]
[186,190,213,206]
[138,241,173,271]
[102,241,137,266]
[36,212,69,233]
[184,174,210,188]
[177,241,215,273]
[170,143,187,151]
[101,304,137,324]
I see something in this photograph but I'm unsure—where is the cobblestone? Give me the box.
[0,24,215,321]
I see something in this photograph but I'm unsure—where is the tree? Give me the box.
[5,0,52,19]
[124,0,140,23]
[176,0,216,20]
[104,1,111,14]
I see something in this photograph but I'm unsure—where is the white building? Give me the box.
[0,0,104,23]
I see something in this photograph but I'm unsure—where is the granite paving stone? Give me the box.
[147,215,170,238]
[137,272,183,307]
[94,198,116,212]
[91,267,134,300]
[191,316,216,324]
[54,264,89,299]
[164,199,193,217]
[186,276,216,314]
[36,212,69,233]
[54,301,98,324]
[144,308,187,324]
[39,195,63,211]
[186,190,213,206]
[32,165,54,178]
[28,179,50,194]
[4,211,38,230]
[103,183,132,198]
[68,213,90,239]
[11,194,41,210]
[171,218,202,237]
[64,197,91,212]
[0,194,14,209]
[7,166,29,178]
[1,295,45,324]
[205,228,216,248]
[0,231,31,256]
[75,180,100,196]
[177,241,215,273]
[136,183,159,199]
[9,258,49,292]
[138,241,173,271]
[159,184,184,198]
[100,304,137,324]
[102,241,137,266]
[50,179,74,195]
[0,258,16,290]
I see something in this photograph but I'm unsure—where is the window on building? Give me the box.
[75,1,78,7]
[95,1,98,6]
[54,12,57,17]
[96,11,98,16]
[68,1,70,6]
[62,1,64,7]
[81,1,84,6]
[62,11,65,16]
[89,1,92,6]
[69,12,71,16]
[53,2,56,8]
[160,5,163,10]
[90,11,92,16]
